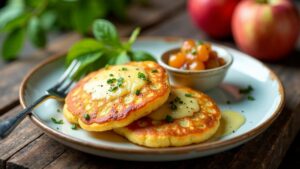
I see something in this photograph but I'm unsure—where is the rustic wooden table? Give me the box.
[0,0,299,168]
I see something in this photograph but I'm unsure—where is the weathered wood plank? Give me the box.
[278,132,300,169]
[6,135,66,169]
[0,106,43,169]
[3,3,300,169]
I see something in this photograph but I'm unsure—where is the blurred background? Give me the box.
[0,0,299,62]
[0,0,299,168]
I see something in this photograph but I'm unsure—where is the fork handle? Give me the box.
[0,94,50,139]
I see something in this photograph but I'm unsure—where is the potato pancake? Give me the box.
[114,87,221,147]
[64,61,170,131]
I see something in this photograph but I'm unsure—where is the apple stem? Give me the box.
[256,0,268,3]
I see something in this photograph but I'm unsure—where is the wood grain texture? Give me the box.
[0,106,43,169]
[6,135,66,169]
[1,1,300,169]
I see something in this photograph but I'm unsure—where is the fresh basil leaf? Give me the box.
[92,19,120,46]
[71,1,94,34]
[66,39,102,65]
[72,0,109,34]
[122,27,140,50]
[40,10,56,31]
[28,16,47,48]
[1,13,30,32]
[130,50,156,62]
[128,27,140,46]
[2,28,25,60]
[0,6,23,30]
[115,51,131,64]
[71,51,103,80]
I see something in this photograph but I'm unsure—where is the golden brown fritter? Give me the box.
[64,61,170,131]
[114,87,221,147]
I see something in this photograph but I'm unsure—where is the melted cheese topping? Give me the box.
[83,65,147,101]
[148,89,199,120]
[213,110,245,137]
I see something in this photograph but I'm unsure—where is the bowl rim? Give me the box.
[158,43,234,74]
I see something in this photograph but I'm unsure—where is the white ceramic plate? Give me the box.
[20,37,284,161]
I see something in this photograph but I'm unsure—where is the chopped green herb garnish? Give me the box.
[170,103,177,110]
[56,109,61,113]
[185,93,193,97]
[109,74,114,77]
[51,117,64,124]
[117,77,124,87]
[107,78,117,84]
[109,86,118,92]
[83,114,90,120]
[247,95,255,101]
[138,72,147,81]
[239,85,253,94]
[174,97,180,102]
[135,89,141,95]
[105,64,110,70]
[165,115,174,123]
[121,67,128,71]
[191,48,197,55]
[151,69,158,73]
[226,100,231,104]
[197,40,203,45]
[71,124,77,130]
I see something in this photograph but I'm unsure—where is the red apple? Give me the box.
[232,0,300,61]
[188,0,240,38]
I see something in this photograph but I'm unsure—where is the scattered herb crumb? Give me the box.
[84,114,90,121]
[165,115,174,123]
[239,85,253,94]
[121,67,128,71]
[226,100,231,104]
[170,103,177,110]
[51,117,64,124]
[56,109,61,113]
[151,69,158,73]
[185,93,193,97]
[138,72,147,81]
[135,89,141,95]
[109,86,118,92]
[247,95,255,101]
[191,48,197,55]
[117,77,124,87]
[197,40,203,45]
[109,74,114,77]
[71,124,77,130]
[107,78,116,84]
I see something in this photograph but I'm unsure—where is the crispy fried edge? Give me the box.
[113,87,221,147]
[63,61,171,131]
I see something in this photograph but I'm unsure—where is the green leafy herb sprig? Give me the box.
[0,0,134,60]
[66,19,155,80]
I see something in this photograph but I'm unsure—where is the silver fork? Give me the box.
[0,60,81,138]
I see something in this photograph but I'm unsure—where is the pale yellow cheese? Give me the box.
[213,110,245,137]
[83,65,147,101]
[148,89,199,120]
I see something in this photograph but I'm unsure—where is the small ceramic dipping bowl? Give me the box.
[158,44,233,91]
